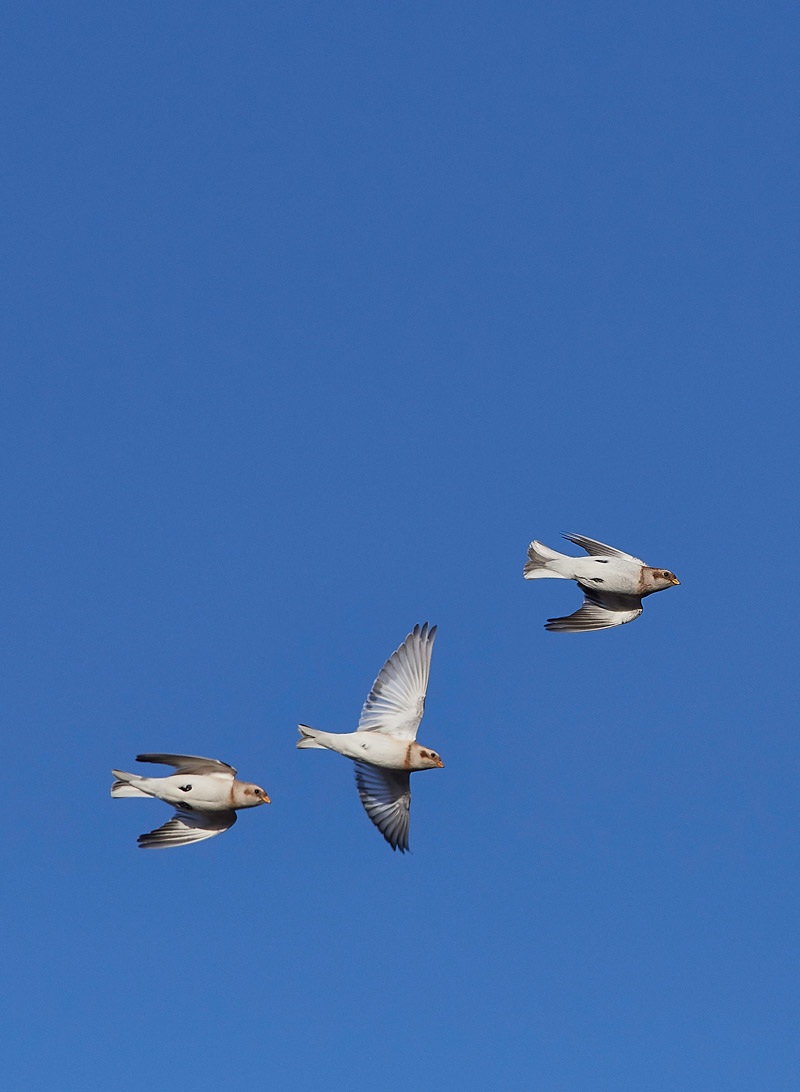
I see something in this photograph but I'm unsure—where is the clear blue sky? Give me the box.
[2,3,798,1089]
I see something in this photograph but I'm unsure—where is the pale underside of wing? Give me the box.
[136,753,237,776]
[546,587,643,632]
[357,622,437,741]
[562,532,644,565]
[137,808,237,848]
[354,763,411,852]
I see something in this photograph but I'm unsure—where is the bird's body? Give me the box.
[111,753,270,848]
[524,532,679,632]
[297,623,441,852]
[297,726,440,771]
[528,549,646,595]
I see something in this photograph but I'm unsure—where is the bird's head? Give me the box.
[235,782,271,807]
[414,745,445,770]
[642,567,680,594]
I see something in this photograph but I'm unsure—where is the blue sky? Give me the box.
[2,2,798,1089]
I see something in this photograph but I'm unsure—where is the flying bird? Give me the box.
[297,623,441,852]
[523,532,679,632]
[111,753,270,848]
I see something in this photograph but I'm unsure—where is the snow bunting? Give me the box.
[111,754,270,848]
[524,532,679,632]
[297,623,441,852]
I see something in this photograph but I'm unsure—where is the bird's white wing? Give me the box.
[562,532,644,564]
[546,588,643,632]
[136,753,237,776]
[137,808,237,848]
[357,623,436,741]
[354,763,411,853]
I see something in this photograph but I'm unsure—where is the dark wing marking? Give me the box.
[354,763,411,852]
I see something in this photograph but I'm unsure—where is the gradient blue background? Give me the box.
[2,3,798,1089]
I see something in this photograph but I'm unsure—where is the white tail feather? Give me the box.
[111,771,151,799]
[296,724,327,750]
[523,540,571,579]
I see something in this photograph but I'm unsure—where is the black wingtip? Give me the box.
[411,622,437,639]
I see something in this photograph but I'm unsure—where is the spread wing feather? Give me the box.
[137,808,237,848]
[354,763,411,853]
[562,533,644,565]
[136,754,237,776]
[357,623,436,741]
[546,587,643,632]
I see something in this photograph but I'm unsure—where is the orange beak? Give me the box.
[261,793,271,804]
[671,576,681,586]
[435,757,445,769]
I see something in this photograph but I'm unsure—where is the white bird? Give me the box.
[111,754,270,848]
[297,623,442,852]
[524,532,680,632]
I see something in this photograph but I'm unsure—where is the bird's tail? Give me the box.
[296,724,327,750]
[523,540,571,579]
[111,770,151,798]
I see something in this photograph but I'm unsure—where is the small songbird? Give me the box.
[111,754,270,848]
[297,623,441,852]
[524,532,679,632]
